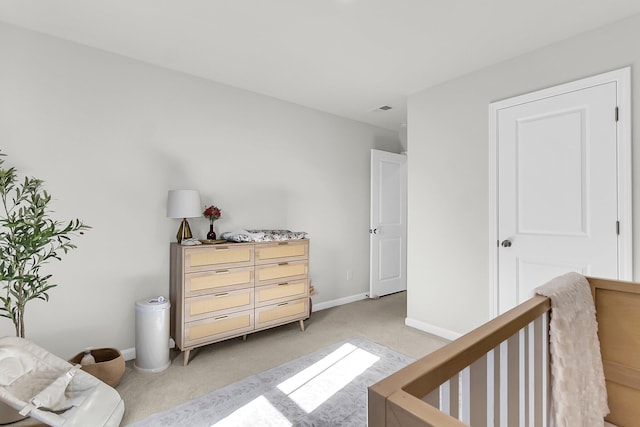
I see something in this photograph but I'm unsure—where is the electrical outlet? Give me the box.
[346,270,353,281]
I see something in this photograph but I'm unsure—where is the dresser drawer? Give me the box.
[254,240,308,265]
[185,288,254,322]
[255,280,308,307]
[255,298,308,330]
[185,267,254,296]
[184,244,254,272]
[255,260,308,285]
[184,309,254,347]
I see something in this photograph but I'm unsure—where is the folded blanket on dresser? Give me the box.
[535,272,609,427]
[221,229,307,242]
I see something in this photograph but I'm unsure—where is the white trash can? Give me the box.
[134,296,171,373]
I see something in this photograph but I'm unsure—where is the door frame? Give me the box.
[488,67,632,317]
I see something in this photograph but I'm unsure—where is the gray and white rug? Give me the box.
[129,337,413,426]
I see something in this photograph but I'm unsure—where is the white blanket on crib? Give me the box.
[535,272,609,427]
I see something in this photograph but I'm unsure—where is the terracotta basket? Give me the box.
[69,348,125,388]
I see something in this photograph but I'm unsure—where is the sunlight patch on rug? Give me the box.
[212,395,292,427]
[279,343,379,413]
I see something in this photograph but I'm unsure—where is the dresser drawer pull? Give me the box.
[277,282,289,286]
[215,269,229,274]
[277,302,289,306]
[278,242,289,246]
[214,315,229,320]
[278,262,289,266]
[216,247,229,251]
[214,293,229,297]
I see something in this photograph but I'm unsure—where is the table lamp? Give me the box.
[166,189,202,243]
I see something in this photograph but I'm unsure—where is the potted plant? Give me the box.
[0,152,89,338]
[0,152,90,422]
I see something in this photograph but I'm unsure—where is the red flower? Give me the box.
[203,205,221,220]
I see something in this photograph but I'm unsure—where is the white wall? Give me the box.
[407,13,640,337]
[0,22,400,357]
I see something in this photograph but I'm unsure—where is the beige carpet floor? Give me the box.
[118,292,448,425]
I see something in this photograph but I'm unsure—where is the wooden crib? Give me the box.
[368,277,640,427]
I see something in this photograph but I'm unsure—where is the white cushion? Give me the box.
[0,349,34,386]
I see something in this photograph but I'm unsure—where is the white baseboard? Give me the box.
[311,292,369,312]
[120,337,175,362]
[404,317,461,342]
[121,347,136,361]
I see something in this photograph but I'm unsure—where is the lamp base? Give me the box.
[176,218,193,242]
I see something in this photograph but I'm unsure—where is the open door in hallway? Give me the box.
[370,149,407,298]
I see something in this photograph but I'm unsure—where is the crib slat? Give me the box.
[450,373,459,419]
[469,353,488,425]
[440,380,451,416]
[519,328,527,427]
[528,320,535,427]
[460,366,470,423]
[507,332,520,426]
[499,340,508,427]
[487,349,495,427]
[423,386,440,407]
[439,374,460,418]
[530,316,545,427]
[542,312,549,427]
[527,312,550,427]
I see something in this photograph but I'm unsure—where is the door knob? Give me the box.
[369,228,378,234]
[501,240,512,248]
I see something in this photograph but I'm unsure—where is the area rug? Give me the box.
[129,337,414,426]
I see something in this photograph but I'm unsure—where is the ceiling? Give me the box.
[2,1,640,132]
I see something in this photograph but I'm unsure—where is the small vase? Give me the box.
[207,222,216,240]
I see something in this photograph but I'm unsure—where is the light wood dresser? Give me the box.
[170,239,309,365]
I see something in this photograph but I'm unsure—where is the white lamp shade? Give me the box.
[166,189,202,218]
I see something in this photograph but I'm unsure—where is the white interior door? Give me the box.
[370,149,407,298]
[489,68,632,315]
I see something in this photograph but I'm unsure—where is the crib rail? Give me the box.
[369,295,551,427]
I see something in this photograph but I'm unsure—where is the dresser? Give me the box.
[170,239,309,365]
